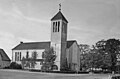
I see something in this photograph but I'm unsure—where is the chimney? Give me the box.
[20,41,23,44]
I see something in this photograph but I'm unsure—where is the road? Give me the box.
[0,69,110,79]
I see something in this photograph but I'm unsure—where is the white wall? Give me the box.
[66,42,81,71]
[51,43,61,71]
[12,49,45,69]
[13,49,45,60]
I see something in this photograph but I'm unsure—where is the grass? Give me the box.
[0,69,111,79]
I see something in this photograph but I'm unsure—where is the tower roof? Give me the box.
[51,11,68,23]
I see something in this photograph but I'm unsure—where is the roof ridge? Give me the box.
[22,41,51,44]
[67,40,76,42]
[51,11,68,23]
[0,49,11,61]
[12,41,51,50]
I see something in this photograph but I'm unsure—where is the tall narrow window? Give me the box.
[55,22,57,32]
[42,52,45,58]
[26,51,29,59]
[20,52,21,61]
[58,21,60,32]
[53,22,55,32]
[15,52,17,61]
[18,52,19,61]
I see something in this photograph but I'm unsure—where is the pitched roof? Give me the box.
[12,40,76,50]
[67,40,76,48]
[51,11,68,23]
[0,49,11,61]
[12,42,50,50]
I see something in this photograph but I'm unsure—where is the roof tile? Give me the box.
[51,11,68,23]
[0,49,11,61]
[12,40,76,50]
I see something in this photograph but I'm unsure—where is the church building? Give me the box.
[12,6,81,71]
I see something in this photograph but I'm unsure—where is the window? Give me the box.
[20,52,21,61]
[18,52,19,61]
[55,22,57,32]
[40,62,42,65]
[42,52,45,58]
[53,21,60,32]
[53,22,55,32]
[58,21,60,32]
[15,52,17,61]
[26,51,29,59]
[15,52,21,61]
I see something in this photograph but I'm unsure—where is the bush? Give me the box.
[9,62,22,69]
[41,65,50,71]
[3,66,10,69]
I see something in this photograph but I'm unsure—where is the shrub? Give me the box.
[10,62,22,69]
[3,66,10,69]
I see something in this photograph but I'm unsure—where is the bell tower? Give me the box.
[51,4,68,71]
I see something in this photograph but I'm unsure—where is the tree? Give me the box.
[79,44,91,71]
[80,40,111,71]
[21,57,26,68]
[21,51,38,69]
[79,44,90,54]
[30,51,38,68]
[41,47,56,71]
[105,39,120,72]
[93,39,120,72]
[80,39,120,72]
[95,40,111,70]
[86,46,103,70]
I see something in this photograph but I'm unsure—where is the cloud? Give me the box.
[24,16,49,23]
[0,0,120,59]
[0,31,36,59]
[0,31,16,59]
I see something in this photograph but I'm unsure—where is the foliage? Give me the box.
[80,44,91,71]
[95,40,111,69]
[21,57,26,68]
[10,62,22,69]
[79,44,90,54]
[80,39,120,72]
[80,48,104,70]
[21,51,38,69]
[105,39,120,72]
[41,47,56,71]
[30,51,38,68]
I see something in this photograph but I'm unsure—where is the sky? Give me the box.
[0,0,120,59]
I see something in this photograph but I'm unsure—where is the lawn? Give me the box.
[0,69,110,79]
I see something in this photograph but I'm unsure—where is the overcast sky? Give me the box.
[0,0,120,59]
